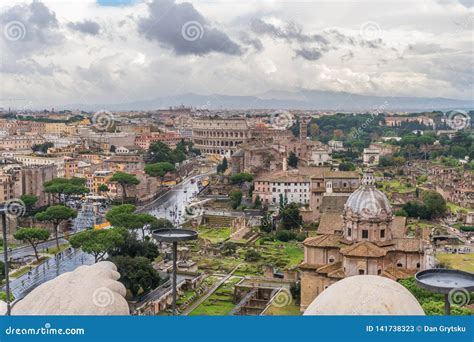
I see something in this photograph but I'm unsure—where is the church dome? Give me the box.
[303,275,425,315]
[344,170,392,219]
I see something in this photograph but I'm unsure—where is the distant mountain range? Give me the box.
[63,89,474,112]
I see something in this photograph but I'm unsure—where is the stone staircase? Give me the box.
[202,215,235,227]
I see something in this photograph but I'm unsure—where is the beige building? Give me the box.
[12,155,65,177]
[192,117,250,156]
[44,122,77,135]
[300,170,427,312]
[0,136,45,150]
[253,167,359,221]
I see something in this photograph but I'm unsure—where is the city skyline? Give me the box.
[0,0,473,109]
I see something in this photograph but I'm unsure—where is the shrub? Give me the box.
[276,230,297,242]
[245,249,261,262]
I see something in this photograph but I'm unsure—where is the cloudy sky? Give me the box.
[0,0,472,108]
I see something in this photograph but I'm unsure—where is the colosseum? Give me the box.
[192,117,250,156]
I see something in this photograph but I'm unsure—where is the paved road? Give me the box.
[143,174,207,226]
[7,248,95,302]
[0,238,68,263]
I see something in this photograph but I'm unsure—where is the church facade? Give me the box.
[300,170,428,312]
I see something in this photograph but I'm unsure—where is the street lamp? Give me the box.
[0,205,11,316]
[152,228,198,315]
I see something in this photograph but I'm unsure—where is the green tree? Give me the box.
[44,177,89,203]
[144,162,175,183]
[253,195,262,209]
[98,184,109,194]
[230,189,243,209]
[69,228,124,263]
[110,255,161,297]
[20,194,38,214]
[229,172,254,185]
[35,205,77,250]
[260,213,273,233]
[109,172,140,204]
[288,152,298,168]
[394,209,408,217]
[147,142,174,164]
[14,227,50,261]
[276,229,297,242]
[108,229,159,260]
[338,162,356,171]
[280,203,303,230]
[217,157,229,174]
[105,204,158,239]
[422,191,447,218]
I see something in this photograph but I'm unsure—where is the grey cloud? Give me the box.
[326,29,383,49]
[137,0,241,56]
[294,48,322,61]
[0,1,64,74]
[341,51,354,62]
[458,0,473,7]
[407,43,451,55]
[240,33,263,51]
[68,20,101,35]
[250,18,329,45]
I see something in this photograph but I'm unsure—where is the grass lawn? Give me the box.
[256,239,304,269]
[197,226,230,244]
[435,253,474,273]
[380,179,416,194]
[10,256,49,279]
[189,276,242,316]
[264,304,302,316]
[45,243,70,255]
[447,202,468,214]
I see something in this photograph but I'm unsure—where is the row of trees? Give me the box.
[68,204,173,297]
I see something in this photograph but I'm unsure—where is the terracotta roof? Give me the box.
[298,166,329,178]
[385,238,423,253]
[316,261,342,274]
[299,262,324,270]
[254,170,309,183]
[382,266,417,281]
[328,268,346,279]
[318,212,344,234]
[340,241,387,257]
[323,170,360,179]
[303,234,345,248]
